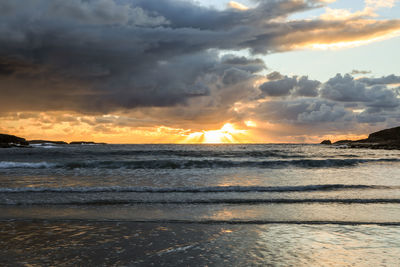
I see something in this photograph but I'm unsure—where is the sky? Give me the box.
[0,0,400,143]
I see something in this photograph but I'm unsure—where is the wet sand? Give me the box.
[2,220,400,266]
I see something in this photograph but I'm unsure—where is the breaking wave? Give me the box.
[4,198,400,205]
[0,184,392,193]
[1,158,399,169]
[0,161,56,169]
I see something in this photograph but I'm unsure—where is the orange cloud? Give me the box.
[275,19,400,51]
[228,1,249,11]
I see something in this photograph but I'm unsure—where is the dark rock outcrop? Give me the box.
[330,126,400,150]
[320,140,332,145]
[0,134,29,147]
[365,127,400,143]
[333,140,353,145]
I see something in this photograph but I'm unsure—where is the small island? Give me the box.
[321,126,400,150]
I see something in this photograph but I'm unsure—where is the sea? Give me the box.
[1,144,400,266]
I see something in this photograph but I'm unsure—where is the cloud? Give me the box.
[321,74,369,102]
[320,74,400,110]
[358,74,400,85]
[234,71,400,137]
[293,76,321,97]
[3,0,317,113]
[297,102,348,123]
[320,7,376,21]
[0,0,169,27]
[266,71,284,81]
[365,0,399,8]
[260,76,297,96]
[350,69,372,75]
[253,98,350,124]
[228,1,249,11]
[356,111,387,123]
[259,75,320,97]
[320,0,399,22]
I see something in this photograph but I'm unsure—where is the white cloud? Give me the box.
[320,7,376,20]
[365,0,398,8]
[320,0,398,21]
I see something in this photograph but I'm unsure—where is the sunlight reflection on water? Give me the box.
[1,221,400,266]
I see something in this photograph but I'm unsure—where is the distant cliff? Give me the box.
[321,126,400,149]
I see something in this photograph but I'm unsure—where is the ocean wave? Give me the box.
[30,144,59,148]
[0,161,56,169]
[4,198,400,205]
[92,149,301,158]
[3,148,364,159]
[3,148,307,158]
[1,218,396,225]
[0,184,392,193]
[0,158,399,170]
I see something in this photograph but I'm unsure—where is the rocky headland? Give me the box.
[0,134,29,148]
[321,126,400,150]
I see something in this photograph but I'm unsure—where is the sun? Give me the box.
[203,123,237,143]
[183,123,249,144]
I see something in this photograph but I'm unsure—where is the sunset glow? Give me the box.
[228,1,249,10]
[308,31,400,50]
[183,123,249,144]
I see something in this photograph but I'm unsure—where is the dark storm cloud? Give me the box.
[259,75,320,97]
[253,98,350,124]
[0,0,400,114]
[221,56,266,74]
[219,55,266,85]
[131,0,317,30]
[260,76,297,96]
[0,63,15,76]
[293,76,321,97]
[358,75,400,85]
[266,71,284,81]
[222,68,253,85]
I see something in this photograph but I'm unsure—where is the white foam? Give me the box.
[158,245,195,255]
[0,161,55,169]
[30,144,58,148]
